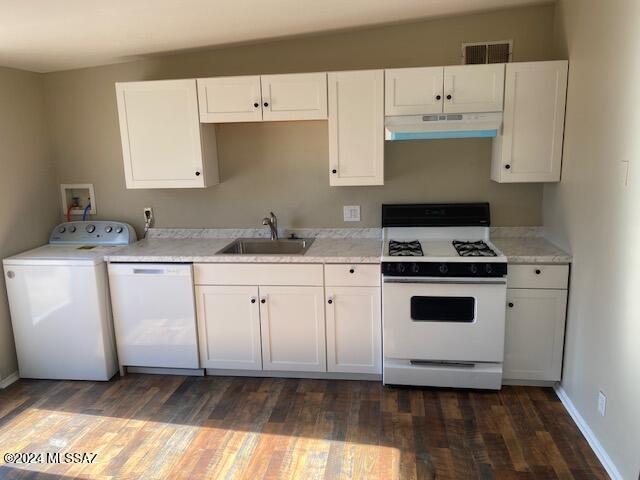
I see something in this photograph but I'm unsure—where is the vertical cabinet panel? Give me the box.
[197,76,263,123]
[261,73,327,121]
[195,285,262,370]
[325,287,381,374]
[385,67,444,115]
[503,288,568,381]
[492,61,568,183]
[443,64,505,113]
[328,70,384,186]
[116,79,216,189]
[259,286,326,372]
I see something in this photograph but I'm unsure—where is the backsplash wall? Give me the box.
[43,4,557,234]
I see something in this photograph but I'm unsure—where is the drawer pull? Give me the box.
[349,268,355,274]
[535,269,542,275]
[508,302,514,308]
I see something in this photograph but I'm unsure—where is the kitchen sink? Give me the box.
[217,238,315,255]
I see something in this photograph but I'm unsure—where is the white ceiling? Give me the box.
[0,0,549,73]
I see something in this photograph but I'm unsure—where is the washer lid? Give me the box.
[2,244,122,266]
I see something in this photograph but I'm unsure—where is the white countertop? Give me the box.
[105,237,383,264]
[103,227,571,265]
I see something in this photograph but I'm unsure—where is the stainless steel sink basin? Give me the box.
[217,238,315,255]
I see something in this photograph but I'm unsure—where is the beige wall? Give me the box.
[44,4,557,234]
[0,67,59,380]
[544,0,640,478]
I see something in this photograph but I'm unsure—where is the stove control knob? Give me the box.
[411,263,420,274]
[439,263,448,274]
[115,226,124,234]
[397,264,406,274]
[57,226,66,234]
[86,224,96,233]
[105,226,113,233]
[485,264,493,274]
[69,226,76,233]
[469,264,478,275]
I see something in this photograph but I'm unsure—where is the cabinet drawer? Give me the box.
[507,264,568,289]
[194,263,323,286]
[324,264,380,287]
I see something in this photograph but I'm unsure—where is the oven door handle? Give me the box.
[383,277,506,285]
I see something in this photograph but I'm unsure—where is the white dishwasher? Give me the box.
[108,263,200,373]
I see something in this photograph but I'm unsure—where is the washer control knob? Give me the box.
[115,227,124,234]
[69,226,76,233]
[86,224,96,233]
[57,226,66,233]
[105,226,113,233]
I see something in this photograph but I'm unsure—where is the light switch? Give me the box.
[343,205,360,222]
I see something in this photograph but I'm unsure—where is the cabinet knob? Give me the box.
[435,95,442,100]
[250,298,256,304]
[508,302,514,308]
[260,298,266,304]
[263,102,269,107]
[253,102,259,108]
[349,268,355,274]
[446,94,452,100]
[535,269,542,275]
[331,169,337,174]
[327,298,333,304]
[195,171,201,176]
[504,164,511,170]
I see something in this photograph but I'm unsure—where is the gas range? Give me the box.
[380,203,507,390]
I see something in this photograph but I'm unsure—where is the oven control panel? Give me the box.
[382,262,507,278]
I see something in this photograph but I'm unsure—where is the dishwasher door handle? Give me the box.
[132,268,168,275]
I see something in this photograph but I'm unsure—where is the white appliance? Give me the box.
[3,221,137,381]
[108,263,199,372]
[384,112,502,141]
[381,203,508,390]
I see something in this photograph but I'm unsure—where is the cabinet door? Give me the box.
[325,287,381,374]
[116,79,212,189]
[503,288,568,382]
[443,64,505,113]
[195,285,262,370]
[385,67,444,115]
[197,76,263,123]
[259,286,326,372]
[491,61,568,183]
[328,70,384,186]
[261,73,327,121]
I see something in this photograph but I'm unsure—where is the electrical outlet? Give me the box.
[343,205,361,222]
[597,391,607,416]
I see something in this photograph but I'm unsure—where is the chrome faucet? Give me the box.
[262,212,278,240]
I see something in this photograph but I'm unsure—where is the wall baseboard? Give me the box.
[554,384,622,480]
[0,371,20,389]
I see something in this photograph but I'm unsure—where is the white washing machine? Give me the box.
[3,221,136,381]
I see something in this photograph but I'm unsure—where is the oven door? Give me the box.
[383,277,506,363]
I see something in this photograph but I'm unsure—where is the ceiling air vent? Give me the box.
[462,41,512,64]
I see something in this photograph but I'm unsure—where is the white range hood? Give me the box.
[384,112,502,141]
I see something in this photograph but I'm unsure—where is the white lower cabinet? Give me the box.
[503,287,568,382]
[325,286,381,374]
[195,285,262,370]
[259,286,326,372]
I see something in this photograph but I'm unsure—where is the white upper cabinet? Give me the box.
[385,67,444,116]
[328,70,384,186]
[261,73,327,121]
[197,73,327,123]
[116,79,219,189]
[443,64,505,113]
[197,76,263,123]
[492,61,568,183]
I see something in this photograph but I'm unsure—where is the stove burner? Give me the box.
[389,240,424,257]
[453,240,497,257]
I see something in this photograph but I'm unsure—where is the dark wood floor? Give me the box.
[0,375,606,479]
